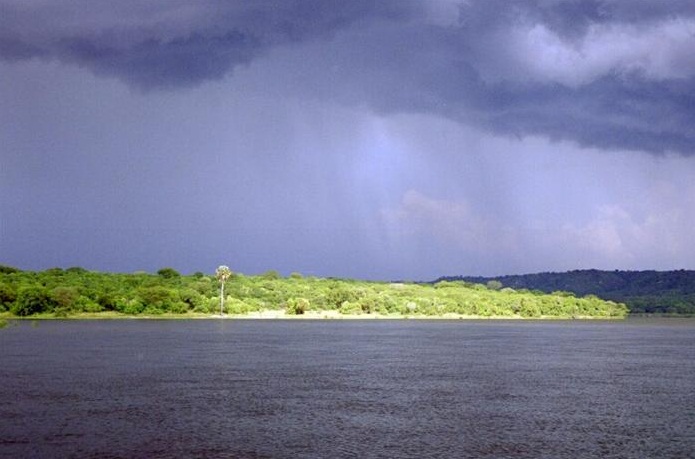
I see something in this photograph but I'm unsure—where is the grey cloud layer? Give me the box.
[3,0,695,154]
[0,0,415,88]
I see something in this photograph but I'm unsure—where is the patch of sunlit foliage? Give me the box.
[0,265,628,318]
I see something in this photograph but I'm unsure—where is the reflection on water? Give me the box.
[1,319,694,458]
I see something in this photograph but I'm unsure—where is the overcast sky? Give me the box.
[2,0,695,280]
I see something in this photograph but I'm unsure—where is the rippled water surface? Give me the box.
[1,319,694,458]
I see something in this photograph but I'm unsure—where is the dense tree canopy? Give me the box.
[0,266,628,318]
[443,270,695,314]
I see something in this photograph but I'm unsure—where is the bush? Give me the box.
[0,283,17,311]
[327,286,359,308]
[286,298,309,315]
[519,299,542,317]
[339,301,362,315]
[179,288,205,310]
[96,292,119,311]
[192,279,214,296]
[0,264,21,274]
[116,298,145,315]
[12,286,56,316]
[142,305,165,315]
[50,286,81,310]
[357,295,380,314]
[486,280,503,290]
[205,297,221,313]
[262,270,281,280]
[136,286,179,312]
[224,297,254,314]
[157,267,181,279]
[80,300,104,313]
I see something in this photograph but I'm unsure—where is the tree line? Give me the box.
[0,265,628,318]
[439,269,695,314]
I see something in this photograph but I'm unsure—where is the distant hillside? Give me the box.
[436,270,695,314]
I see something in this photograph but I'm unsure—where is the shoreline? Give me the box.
[0,310,626,321]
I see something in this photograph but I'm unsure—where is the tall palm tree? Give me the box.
[215,265,232,315]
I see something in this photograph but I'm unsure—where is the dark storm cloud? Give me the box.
[472,76,695,154]
[0,0,417,89]
[2,0,695,153]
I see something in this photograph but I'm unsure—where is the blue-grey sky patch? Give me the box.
[1,1,695,279]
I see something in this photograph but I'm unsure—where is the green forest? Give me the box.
[0,265,627,319]
[442,269,695,314]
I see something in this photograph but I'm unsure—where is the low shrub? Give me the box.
[12,286,56,316]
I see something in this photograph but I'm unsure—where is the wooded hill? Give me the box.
[437,269,695,314]
[0,265,627,318]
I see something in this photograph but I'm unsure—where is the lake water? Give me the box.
[1,319,694,458]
